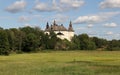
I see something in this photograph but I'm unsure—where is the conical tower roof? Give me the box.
[68,21,74,32]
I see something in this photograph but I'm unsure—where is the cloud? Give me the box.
[74,15,103,24]
[5,0,26,13]
[18,16,31,23]
[87,24,94,28]
[87,31,97,36]
[34,2,53,12]
[100,0,120,9]
[24,23,38,27]
[106,31,113,35]
[33,0,85,12]
[34,0,61,12]
[24,23,31,27]
[103,23,118,27]
[73,12,120,24]
[60,0,85,8]
[105,32,120,40]
[76,27,86,30]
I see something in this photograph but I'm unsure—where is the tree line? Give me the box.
[0,26,120,55]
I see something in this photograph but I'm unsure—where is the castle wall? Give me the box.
[45,31,74,41]
[44,31,50,35]
[55,31,74,41]
[67,31,74,41]
[45,21,74,41]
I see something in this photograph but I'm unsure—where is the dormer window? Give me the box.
[57,32,64,35]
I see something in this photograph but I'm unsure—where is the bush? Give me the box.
[0,48,10,56]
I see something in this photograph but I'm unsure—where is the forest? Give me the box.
[0,26,120,55]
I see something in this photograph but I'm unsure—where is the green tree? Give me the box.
[55,39,72,50]
[78,34,96,50]
[71,35,81,50]
[47,31,59,49]
[6,30,15,51]
[23,33,39,52]
[107,40,120,51]
[9,28,25,53]
[0,30,10,55]
[92,37,108,49]
[0,27,3,30]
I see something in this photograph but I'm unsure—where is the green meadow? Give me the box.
[0,51,120,75]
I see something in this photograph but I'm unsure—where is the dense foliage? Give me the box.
[0,26,120,55]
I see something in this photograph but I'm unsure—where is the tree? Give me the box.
[78,34,96,50]
[0,27,3,30]
[23,33,39,52]
[20,26,35,34]
[10,28,25,52]
[92,37,108,49]
[47,31,59,49]
[55,39,72,50]
[40,33,50,49]
[0,30,10,55]
[87,41,96,50]
[107,40,120,51]
[71,35,81,50]
[6,30,15,51]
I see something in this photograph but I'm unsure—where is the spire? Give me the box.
[46,22,49,29]
[68,21,74,31]
[45,22,49,31]
[69,21,72,27]
[53,20,56,25]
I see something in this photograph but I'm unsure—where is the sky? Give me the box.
[0,0,120,40]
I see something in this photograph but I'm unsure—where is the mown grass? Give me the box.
[0,51,120,75]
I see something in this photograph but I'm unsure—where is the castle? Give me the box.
[45,20,74,41]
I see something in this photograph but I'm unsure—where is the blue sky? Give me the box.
[0,0,120,40]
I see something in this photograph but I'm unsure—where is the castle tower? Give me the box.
[44,21,74,41]
[45,22,49,31]
[53,20,56,26]
[68,21,74,31]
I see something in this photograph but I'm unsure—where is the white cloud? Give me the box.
[24,23,38,27]
[87,24,93,28]
[34,2,53,12]
[5,0,26,13]
[105,32,120,40]
[87,31,97,36]
[73,12,120,24]
[100,11,120,17]
[100,0,120,9]
[74,15,103,24]
[34,0,85,12]
[106,31,113,35]
[103,23,118,27]
[33,0,61,12]
[24,23,31,27]
[60,0,85,8]
[76,27,86,30]
[18,16,31,22]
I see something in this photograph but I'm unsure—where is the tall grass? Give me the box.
[0,51,120,75]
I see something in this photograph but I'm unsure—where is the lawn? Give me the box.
[0,51,120,75]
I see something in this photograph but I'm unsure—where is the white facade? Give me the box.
[57,31,74,41]
[45,31,74,41]
[45,21,74,41]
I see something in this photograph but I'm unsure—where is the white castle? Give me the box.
[45,20,74,41]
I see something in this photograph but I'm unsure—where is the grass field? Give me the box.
[0,51,120,75]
